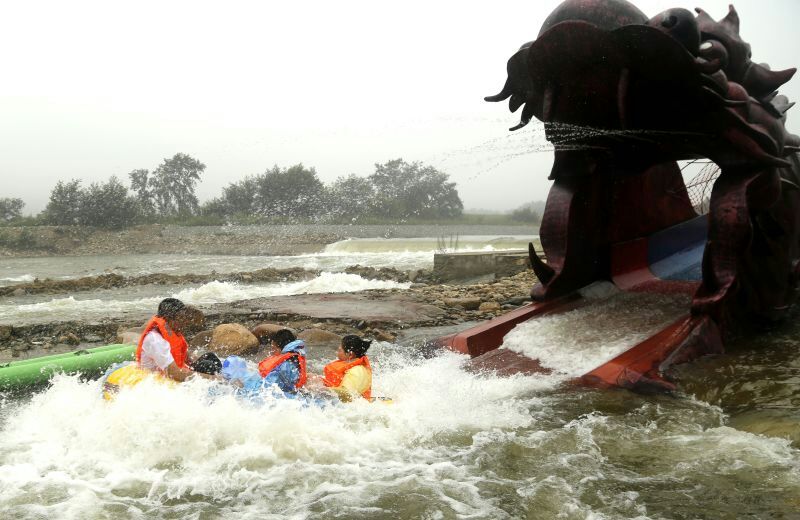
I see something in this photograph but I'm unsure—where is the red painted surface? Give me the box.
[581,314,723,392]
[455,1,800,392]
[435,294,582,358]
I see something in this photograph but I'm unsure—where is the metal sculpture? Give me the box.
[440,0,799,391]
[488,0,798,326]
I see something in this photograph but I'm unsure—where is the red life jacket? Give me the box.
[322,356,371,399]
[135,316,189,370]
[257,352,307,389]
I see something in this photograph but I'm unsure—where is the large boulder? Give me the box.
[116,325,144,345]
[181,306,206,334]
[189,330,213,350]
[297,328,342,346]
[208,323,259,357]
[479,301,502,312]
[443,297,481,310]
[251,323,294,344]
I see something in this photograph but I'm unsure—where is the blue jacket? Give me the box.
[262,339,306,394]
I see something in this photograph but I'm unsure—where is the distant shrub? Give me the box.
[0,228,50,251]
[510,204,541,223]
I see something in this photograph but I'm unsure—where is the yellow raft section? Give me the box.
[101,362,392,404]
[102,363,176,400]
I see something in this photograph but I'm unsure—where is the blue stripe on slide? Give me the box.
[647,215,708,281]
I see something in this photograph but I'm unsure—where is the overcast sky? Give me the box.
[2,0,799,214]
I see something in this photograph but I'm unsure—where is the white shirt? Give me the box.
[139,330,175,371]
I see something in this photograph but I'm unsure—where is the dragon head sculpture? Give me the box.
[486,0,800,334]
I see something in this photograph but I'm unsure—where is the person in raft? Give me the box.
[136,297,205,382]
[256,329,307,393]
[322,335,372,401]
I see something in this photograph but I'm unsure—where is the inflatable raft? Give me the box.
[0,344,134,391]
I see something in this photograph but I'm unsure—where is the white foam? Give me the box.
[0,274,35,284]
[501,292,689,376]
[0,347,544,518]
[0,273,410,324]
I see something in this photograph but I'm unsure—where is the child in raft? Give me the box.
[322,335,372,402]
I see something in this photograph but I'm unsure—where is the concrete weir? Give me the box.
[433,250,532,283]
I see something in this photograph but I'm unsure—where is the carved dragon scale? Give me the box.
[485,0,799,349]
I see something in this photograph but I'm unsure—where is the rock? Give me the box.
[251,323,293,344]
[443,297,481,311]
[182,305,206,334]
[0,325,11,341]
[208,323,259,357]
[12,288,25,297]
[371,328,396,342]
[479,301,502,312]
[84,334,103,343]
[58,332,81,346]
[116,327,143,344]
[298,328,342,346]
[189,330,213,350]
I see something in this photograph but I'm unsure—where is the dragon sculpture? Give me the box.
[485,0,799,352]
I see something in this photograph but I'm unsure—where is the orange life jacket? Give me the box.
[257,352,307,389]
[322,356,372,399]
[135,316,189,370]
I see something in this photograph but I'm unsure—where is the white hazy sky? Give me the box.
[2,0,799,214]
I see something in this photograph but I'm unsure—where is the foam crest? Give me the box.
[0,274,35,285]
[0,274,410,324]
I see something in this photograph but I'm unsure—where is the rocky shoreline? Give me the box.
[0,224,341,257]
[0,265,415,297]
[0,271,537,363]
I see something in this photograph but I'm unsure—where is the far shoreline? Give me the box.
[0,222,539,258]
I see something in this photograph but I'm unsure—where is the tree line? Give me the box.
[2,154,472,229]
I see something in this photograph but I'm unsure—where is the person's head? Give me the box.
[156,298,190,333]
[271,329,297,354]
[338,334,372,361]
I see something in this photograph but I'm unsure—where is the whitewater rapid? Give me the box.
[0,273,410,325]
[1,337,799,519]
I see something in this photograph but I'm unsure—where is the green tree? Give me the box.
[44,179,84,225]
[509,202,542,223]
[79,176,140,229]
[327,174,376,221]
[151,153,205,217]
[220,176,260,216]
[369,159,463,219]
[128,168,155,217]
[253,164,325,218]
[129,153,205,218]
[0,198,25,222]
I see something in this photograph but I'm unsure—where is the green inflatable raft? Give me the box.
[0,344,135,391]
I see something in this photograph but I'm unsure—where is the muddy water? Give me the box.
[0,292,798,519]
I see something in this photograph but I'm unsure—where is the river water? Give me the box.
[0,232,798,518]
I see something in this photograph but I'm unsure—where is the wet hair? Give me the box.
[342,335,371,358]
[191,352,222,375]
[157,298,186,319]
[272,329,297,349]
